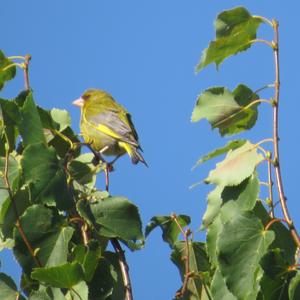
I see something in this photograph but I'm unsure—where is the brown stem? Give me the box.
[265,218,288,231]
[172,214,192,298]
[111,239,133,300]
[267,156,275,218]
[23,54,31,91]
[272,20,300,248]
[3,142,41,267]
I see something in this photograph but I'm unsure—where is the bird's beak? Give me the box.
[72,97,84,107]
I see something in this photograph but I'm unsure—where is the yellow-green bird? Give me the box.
[73,89,147,166]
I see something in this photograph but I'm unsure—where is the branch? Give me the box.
[111,239,133,300]
[23,54,31,91]
[172,214,192,299]
[271,20,300,248]
[267,153,275,218]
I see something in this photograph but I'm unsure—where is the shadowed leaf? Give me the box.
[0,50,16,90]
[145,215,191,248]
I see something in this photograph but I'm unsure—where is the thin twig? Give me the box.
[250,38,273,48]
[23,54,31,90]
[3,137,41,267]
[267,154,275,218]
[265,218,289,231]
[111,239,133,300]
[271,20,300,247]
[172,214,192,298]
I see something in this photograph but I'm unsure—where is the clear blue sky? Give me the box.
[1,1,300,299]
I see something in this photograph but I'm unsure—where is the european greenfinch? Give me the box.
[73,89,147,166]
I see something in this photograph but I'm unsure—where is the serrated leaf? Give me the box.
[21,143,72,209]
[0,50,16,90]
[210,268,236,300]
[193,139,246,169]
[289,272,300,300]
[217,211,274,299]
[32,262,84,288]
[196,7,262,72]
[171,241,210,300]
[0,273,25,300]
[17,92,46,147]
[14,205,74,273]
[145,215,191,248]
[66,281,88,300]
[206,141,264,186]
[191,85,259,136]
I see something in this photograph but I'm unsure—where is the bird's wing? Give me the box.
[84,109,139,147]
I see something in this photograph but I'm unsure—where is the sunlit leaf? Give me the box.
[210,268,236,300]
[193,139,246,169]
[217,211,274,299]
[205,141,264,186]
[145,215,191,248]
[191,85,259,136]
[32,262,84,289]
[196,7,262,72]
[0,50,16,90]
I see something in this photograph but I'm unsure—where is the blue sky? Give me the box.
[1,1,300,299]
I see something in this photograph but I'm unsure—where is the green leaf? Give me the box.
[14,205,74,273]
[88,252,125,300]
[0,98,20,152]
[289,272,300,300]
[254,202,297,265]
[79,195,144,249]
[28,291,52,300]
[259,249,296,300]
[21,143,72,209]
[171,241,210,300]
[32,262,84,289]
[0,273,25,300]
[217,211,274,299]
[193,139,246,169]
[0,154,19,202]
[0,50,16,90]
[145,215,191,248]
[65,281,88,300]
[191,85,260,136]
[206,215,222,266]
[50,109,71,132]
[205,141,264,186]
[210,269,236,300]
[202,186,222,229]
[68,153,100,189]
[17,92,46,147]
[196,7,262,72]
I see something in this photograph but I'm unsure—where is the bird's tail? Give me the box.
[119,142,148,167]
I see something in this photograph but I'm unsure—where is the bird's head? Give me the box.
[72,89,108,108]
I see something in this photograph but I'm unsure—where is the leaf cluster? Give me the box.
[0,51,144,299]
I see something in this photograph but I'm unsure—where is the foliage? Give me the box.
[147,6,299,300]
[1,5,299,300]
[0,55,143,299]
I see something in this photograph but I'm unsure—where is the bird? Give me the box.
[72,88,147,167]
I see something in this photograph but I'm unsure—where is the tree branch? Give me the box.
[271,20,300,247]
